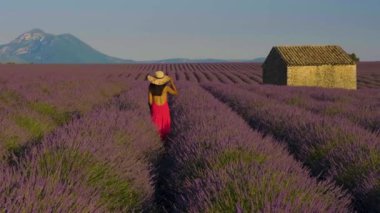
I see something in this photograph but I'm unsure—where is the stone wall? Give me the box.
[287,64,357,89]
[262,51,287,85]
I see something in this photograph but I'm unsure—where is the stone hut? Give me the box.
[262,45,357,89]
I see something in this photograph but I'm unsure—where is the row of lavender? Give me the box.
[159,82,351,212]
[0,84,162,212]
[135,63,262,85]
[0,63,262,86]
[109,62,379,89]
[203,83,380,212]
[1,62,379,89]
[236,84,380,134]
[357,62,380,89]
[0,69,130,162]
[0,66,128,112]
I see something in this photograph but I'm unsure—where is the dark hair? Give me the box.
[149,83,167,96]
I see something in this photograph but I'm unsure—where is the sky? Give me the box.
[0,0,379,61]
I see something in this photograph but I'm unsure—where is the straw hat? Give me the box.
[147,71,171,85]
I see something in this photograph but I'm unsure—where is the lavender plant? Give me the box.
[0,85,162,212]
[203,83,380,212]
[159,82,351,212]
[236,84,380,133]
[0,71,136,163]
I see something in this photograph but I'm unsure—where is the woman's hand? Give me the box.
[167,77,173,85]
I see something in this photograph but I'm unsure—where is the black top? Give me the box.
[149,83,167,96]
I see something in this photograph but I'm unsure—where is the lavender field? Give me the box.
[0,63,379,212]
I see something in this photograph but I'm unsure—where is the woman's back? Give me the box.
[149,83,177,105]
[149,84,166,96]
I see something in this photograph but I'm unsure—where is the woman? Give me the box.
[147,70,178,140]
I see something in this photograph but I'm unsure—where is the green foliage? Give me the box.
[2,135,21,153]
[323,105,343,116]
[180,158,207,181]
[214,149,266,169]
[38,149,93,182]
[208,171,307,212]
[113,131,132,146]
[286,96,305,107]
[30,102,71,125]
[204,149,270,212]
[349,53,360,62]
[336,149,380,190]
[87,163,141,211]
[0,90,22,105]
[305,128,357,175]
[38,148,141,211]
[14,115,51,140]
[209,182,249,212]
[40,87,51,95]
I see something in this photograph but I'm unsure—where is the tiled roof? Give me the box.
[272,45,355,66]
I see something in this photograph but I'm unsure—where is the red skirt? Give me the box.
[150,102,171,140]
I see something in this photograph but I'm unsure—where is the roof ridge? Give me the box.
[269,45,355,66]
[273,47,287,64]
[275,44,340,48]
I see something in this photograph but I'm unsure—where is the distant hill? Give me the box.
[0,29,134,64]
[140,57,265,64]
[250,57,266,63]
[140,58,230,63]
[0,29,265,64]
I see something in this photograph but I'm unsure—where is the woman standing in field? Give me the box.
[147,71,178,140]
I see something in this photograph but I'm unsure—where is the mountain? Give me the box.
[0,29,265,64]
[250,57,266,63]
[0,29,134,64]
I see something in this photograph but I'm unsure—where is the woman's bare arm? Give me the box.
[148,91,153,106]
[166,78,178,95]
